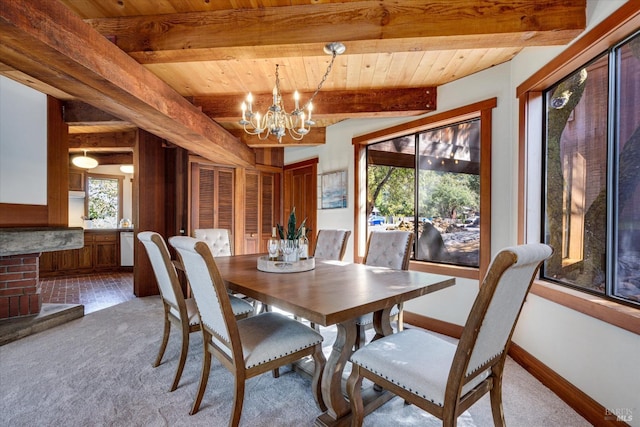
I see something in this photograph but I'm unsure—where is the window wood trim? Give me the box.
[517,3,640,334]
[353,98,496,280]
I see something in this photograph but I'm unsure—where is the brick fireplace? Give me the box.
[0,254,40,319]
[0,227,83,320]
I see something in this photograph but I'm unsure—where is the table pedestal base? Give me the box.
[314,387,395,427]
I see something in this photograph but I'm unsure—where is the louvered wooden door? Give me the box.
[244,169,281,253]
[190,162,234,235]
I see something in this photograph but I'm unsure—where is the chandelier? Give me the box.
[240,42,345,143]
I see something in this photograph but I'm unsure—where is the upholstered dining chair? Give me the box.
[194,228,233,256]
[193,227,259,307]
[137,231,253,393]
[169,236,327,423]
[355,230,413,349]
[347,243,553,427]
[313,229,351,261]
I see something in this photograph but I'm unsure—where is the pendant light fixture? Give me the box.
[119,165,134,174]
[71,150,98,169]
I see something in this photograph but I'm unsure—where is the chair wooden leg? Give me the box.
[272,368,280,378]
[170,323,190,391]
[154,313,171,368]
[190,340,212,415]
[396,303,404,332]
[230,376,246,427]
[346,366,365,427]
[489,373,506,427]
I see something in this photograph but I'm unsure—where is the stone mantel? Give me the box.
[0,227,84,257]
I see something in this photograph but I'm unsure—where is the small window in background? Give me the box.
[87,175,121,229]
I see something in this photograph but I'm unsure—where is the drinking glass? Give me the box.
[281,239,297,263]
[267,238,279,261]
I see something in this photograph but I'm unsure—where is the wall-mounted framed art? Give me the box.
[321,170,348,209]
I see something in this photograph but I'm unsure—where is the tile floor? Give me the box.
[39,272,136,314]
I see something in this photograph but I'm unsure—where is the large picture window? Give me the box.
[355,98,494,279]
[541,31,639,307]
[367,119,480,267]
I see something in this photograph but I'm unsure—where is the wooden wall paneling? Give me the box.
[47,96,69,226]
[162,145,188,263]
[0,204,49,227]
[133,130,166,297]
[175,147,189,237]
[255,147,284,168]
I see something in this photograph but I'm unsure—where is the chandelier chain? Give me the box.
[303,50,337,110]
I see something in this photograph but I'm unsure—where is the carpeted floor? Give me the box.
[0,297,589,426]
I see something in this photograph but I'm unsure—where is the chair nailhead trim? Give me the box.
[354,361,443,407]
[248,339,323,368]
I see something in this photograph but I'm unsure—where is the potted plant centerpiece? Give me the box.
[276,207,306,262]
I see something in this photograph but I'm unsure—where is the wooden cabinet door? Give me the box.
[78,245,93,269]
[190,162,235,233]
[68,168,85,191]
[94,233,118,268]
[39,252,55,274]
[58,249,79,271]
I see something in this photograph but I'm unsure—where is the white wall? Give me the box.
[286,0,639,421]
[0,76,47,205]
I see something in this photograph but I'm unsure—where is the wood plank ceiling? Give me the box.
[0,0,586,162]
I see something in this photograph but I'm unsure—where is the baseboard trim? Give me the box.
[404,311,629,427]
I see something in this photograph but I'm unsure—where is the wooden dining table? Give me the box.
[213,254,455,427]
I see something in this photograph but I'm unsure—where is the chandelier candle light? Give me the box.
[240,42,345,143]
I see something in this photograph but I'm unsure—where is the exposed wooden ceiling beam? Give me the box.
[0,0,255,167]
[85,0,586,64]
[69,152,134,166]
[68,132,136,152]
[194,87,437,122]
[63,101,130,127]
